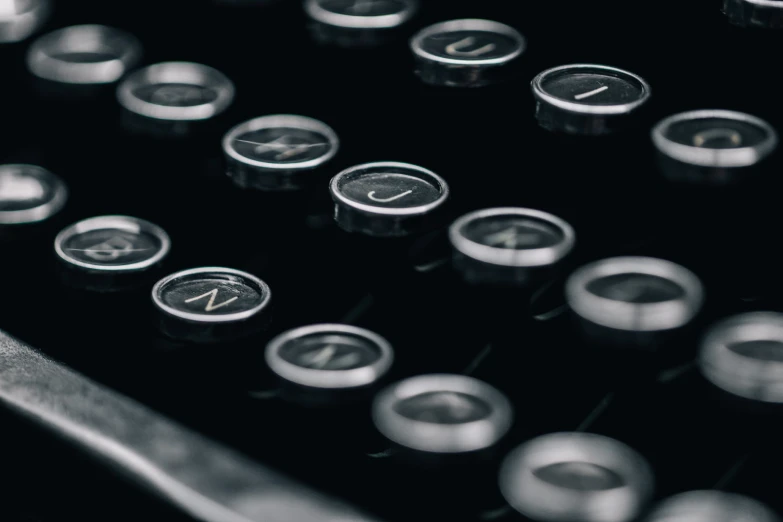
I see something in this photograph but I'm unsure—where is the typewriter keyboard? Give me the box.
[2,0,783,521]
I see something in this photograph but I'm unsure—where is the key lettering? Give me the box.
[184,288,238,312]
[444,36,497,58]
[574,85,609,101]
[367,189,412,203]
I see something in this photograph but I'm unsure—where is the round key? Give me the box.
[330,161,449,237]
[305,0,419,47]
[26,25,142,84]
[55,215,170,292]
[0,164,67,226]
[499,432,654,522]
[152,267,271,343]
[223,114,339,191]
[531,64,651,135]
[0,0,50,43]
[372,374,512,453]
[266,324,393,393]
[652,110,778,185]
[449,207,575,286]
[724,0,783,28]
[699,312,783,403]
[566,257,704,333]
[644,491,779,522]
[117,62,234,134]
[410,19,525,88]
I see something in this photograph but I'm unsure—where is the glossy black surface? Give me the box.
[3,0,783,521]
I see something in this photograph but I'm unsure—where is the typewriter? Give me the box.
[2,0,783,521]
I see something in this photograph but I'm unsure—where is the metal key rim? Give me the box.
[0,0,50,44]
[652,110,778,168]
[55,215,170,272]
[532,64,651,116]
[265,324,394,389]
[410,18,525,66]
[643,490,780,522]
[116,61,235,121]
[449,207,576,268]
[499,432,654,522]
[304,0,419,29]
[222,114,339,170]
[330,161,449,217]
[0,164,67,225]
[152,266,271,324]
[26,24,142,84]
[565,256,704,332]
[699,312,783,403]
[372,373,513,453]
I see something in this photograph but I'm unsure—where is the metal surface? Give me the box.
[0,329,382,522]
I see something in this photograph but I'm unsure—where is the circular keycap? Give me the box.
[266,324,393,389]
[330,161,449,237]
[117,61,235,122]
[223,114,339,190]
[410,19,525,87]
[372,374,512,453]
[55,215,170,291]
[305,0,418,46]
[699,312,783,403]
[0,164,67,226]
[532,64,651,135]
[0,0,50,43]
[449,207,575,286]
[566,257,704,332]
[724,0,783,28]
[499,432,654,522]
[27,25,142,84]
[644,491,779,522]
[652,110,777,184]
[152,267,271,343]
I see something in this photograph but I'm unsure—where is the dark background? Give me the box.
[2,0,783,521]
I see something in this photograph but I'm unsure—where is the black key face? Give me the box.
[664,118,769,149]
[232,127,332,164]
[727,340,783,362]
[46,51,119,63]
[319,0,407,16]
[541,72,644,106]
[278,333,382,371]
[159,276,265,316]
[393,391,492,424]
[340,172,441,209]
[420,30,519,61]
[586,273,685,304]
[533,461,625,491]
[62,229,161,266]
[133,83,219,107]
[462,215,564,250]
[0,166,58,212]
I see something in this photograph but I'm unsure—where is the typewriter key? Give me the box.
[652,110,778,185]
[532,64,651,135]
[410,19,525,88]
[55,215,170,292]
[644,491,779,522]
[0,0,50,43]
[372,374,512,453]
[566,257,704,334]
[27,25,142,84]
[330,162,449,237]
[724,0,783,28]
[304,0,418,47]
[0,164,67,226]
[699,312,783,403]
[117,62,234,135]
[223,115,339,191]
[152,267,271,343]
[499,432,654,522]
[449,207,575,286]
[266,324,393,404]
